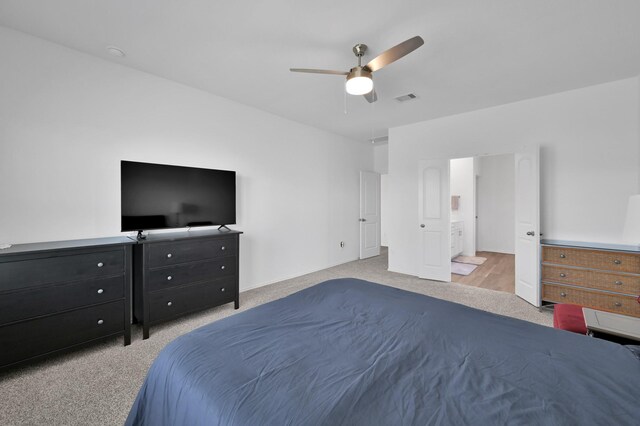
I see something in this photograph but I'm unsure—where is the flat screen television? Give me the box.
[121,161,236,233]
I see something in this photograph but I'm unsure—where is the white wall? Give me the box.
[388,77,640,276]
[380,174,389,247]
[449,157,475,256]
[476,154,515,254]
[373,144,389,174]
[374,143,390,247]
[0,26,373,291]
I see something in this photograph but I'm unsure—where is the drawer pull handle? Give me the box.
[97,319,104,325]
[615,280,623,285]
[221,246,226,251]
[167,253,173,259]
[97,288,104,294]
[221,287,225,292]
[97,262,104,268]
[221,265,225,270]
[560,292,567,297]
[167,301,173,307]
[613,259,621,265]
[614,302,622,307]
[559,273,566,278]
[559,254,566,259]
[167,275,173,281]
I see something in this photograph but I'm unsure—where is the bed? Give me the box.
[126,278,640,425]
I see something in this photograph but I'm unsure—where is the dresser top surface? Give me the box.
[139,228,242,243]
[541,239,640,253]
[0,236,136,256]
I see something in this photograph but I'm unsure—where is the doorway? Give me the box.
[418,146,540,306]
[450,154,516,293]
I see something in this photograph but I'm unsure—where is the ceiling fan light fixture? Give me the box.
[345,67,373,95]
[290,36,424,102]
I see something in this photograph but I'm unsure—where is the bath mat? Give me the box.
[452,255,487,265]
[451,262,478,276]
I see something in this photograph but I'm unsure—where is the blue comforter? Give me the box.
[126,278,640,425]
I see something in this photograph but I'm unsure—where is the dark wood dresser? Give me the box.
[133,229,241,339]
[541,240,640,318]
[0,237,133,370]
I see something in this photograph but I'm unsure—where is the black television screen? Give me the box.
[121,161,236,232]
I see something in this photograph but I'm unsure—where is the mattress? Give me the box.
[126,278,640,425]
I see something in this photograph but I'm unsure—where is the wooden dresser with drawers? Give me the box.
[541,240,640,318]
[0,237,133,369]
[133,229,242,339]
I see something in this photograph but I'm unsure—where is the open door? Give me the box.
[514,146,540,306]
[359,171,381,259]
[418,159,451,281]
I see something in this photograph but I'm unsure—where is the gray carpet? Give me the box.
[0,248,552,425]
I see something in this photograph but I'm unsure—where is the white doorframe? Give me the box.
[449,157,477,257]
[418,147,541,305]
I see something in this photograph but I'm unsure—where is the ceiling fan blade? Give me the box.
[363,89,378,103]
[289,68,348,76]
[365,36,424,72]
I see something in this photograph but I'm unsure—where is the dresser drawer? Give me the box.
[542,284,640,318]
[542,246,640,274]
[147,237,236,268]
[0,250,124,292]
[148,278,235,324]
[147,257,236,292]
[541,265,640,295]
[0,276,124,326]
[0,300,125,368]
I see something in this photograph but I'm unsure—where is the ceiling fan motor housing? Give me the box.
[346,66,373,95]
[353,43,368,57]
[347,66,372,81]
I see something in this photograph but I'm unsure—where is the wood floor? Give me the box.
[451,251,515,293]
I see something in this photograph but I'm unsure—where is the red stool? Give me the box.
[553,304,587,335]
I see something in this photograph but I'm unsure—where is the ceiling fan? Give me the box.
[290,36,424,103]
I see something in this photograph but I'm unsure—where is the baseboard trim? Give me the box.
[476,249,515,255]
[239,257,360,293]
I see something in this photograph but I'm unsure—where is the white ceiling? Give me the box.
[1,0,639,143]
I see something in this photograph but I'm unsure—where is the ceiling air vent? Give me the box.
[394,93,418,103]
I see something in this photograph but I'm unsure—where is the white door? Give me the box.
[514,146,541,306]
[418,159,451,281]
[359,171,380,259]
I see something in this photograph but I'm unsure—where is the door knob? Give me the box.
[420,224,425,228]
[526,231,535,236]
[359,218,367,222]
